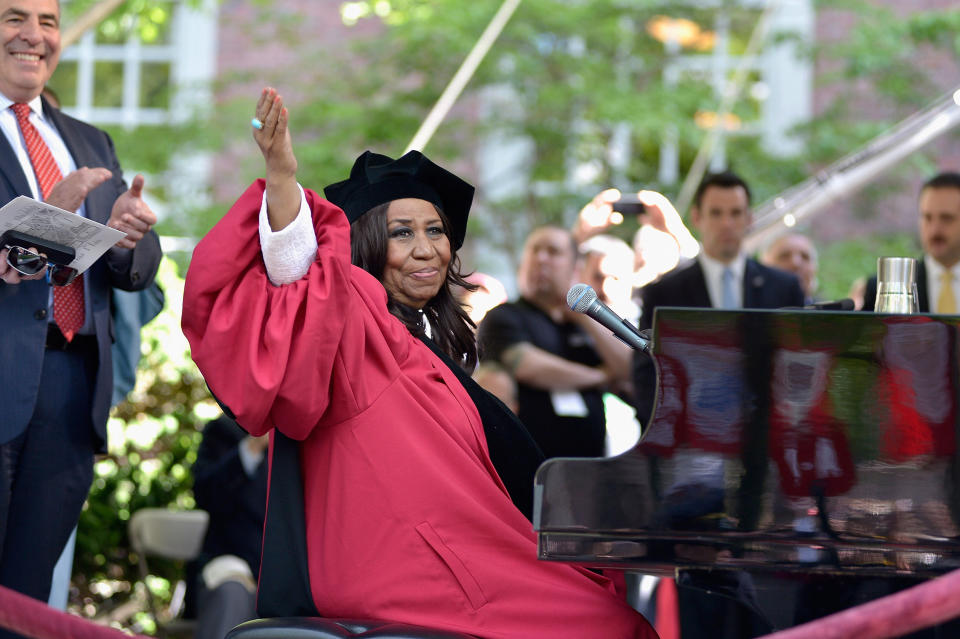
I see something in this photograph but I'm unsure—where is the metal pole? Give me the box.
[743,87,960,253]
[674,0,780,215]
[404,0,523,154]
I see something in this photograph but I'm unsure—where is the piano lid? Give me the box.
[535,308,960,577]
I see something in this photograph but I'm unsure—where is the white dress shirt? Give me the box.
[0,92,95,334]
[698,252,746,309]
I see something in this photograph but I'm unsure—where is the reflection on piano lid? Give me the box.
[535,307,960,577]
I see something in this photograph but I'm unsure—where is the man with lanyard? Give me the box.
[477,225,632,459]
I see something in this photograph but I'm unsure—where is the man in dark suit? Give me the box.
[634,171,805,425]
[189,416,267,639]
[633,172,803,638]
[0,0,161,627]
[861,172,960,313]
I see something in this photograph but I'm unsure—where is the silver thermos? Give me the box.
[874,257,919,314]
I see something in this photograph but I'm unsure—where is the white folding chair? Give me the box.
[128,508,209,637]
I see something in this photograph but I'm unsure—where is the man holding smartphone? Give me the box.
[0,0,161,627]
[574,187,701,289]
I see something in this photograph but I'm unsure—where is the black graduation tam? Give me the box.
[323,150,475,250]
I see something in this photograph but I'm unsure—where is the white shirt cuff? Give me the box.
[259,183,319,286]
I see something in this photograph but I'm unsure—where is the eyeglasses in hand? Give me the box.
[4,244,79,287]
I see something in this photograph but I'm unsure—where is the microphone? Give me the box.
[567,283,651,353]
[804,298,855,311]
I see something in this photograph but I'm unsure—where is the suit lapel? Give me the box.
[743,259,764,308]
[42,97,94,168]
[687,261,713,307]
[917,259,930,312]
[0,120,33,198]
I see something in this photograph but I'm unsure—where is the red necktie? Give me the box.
[12,103,85,341]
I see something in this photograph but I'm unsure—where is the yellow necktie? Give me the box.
[937,270,956,314]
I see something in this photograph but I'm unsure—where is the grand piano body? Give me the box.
[535,308,960,630]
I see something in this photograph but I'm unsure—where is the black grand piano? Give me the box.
[534,308,960,634]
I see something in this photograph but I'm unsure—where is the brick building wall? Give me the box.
[208,1,958,248]
[808,0,960,244]
[212,0,384,201]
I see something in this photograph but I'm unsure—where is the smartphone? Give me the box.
[611,195,645,217]
[0,229,75,266]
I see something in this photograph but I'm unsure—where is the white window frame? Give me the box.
[58,0,218,128]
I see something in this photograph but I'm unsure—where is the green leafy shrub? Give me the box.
[72,258,221,632]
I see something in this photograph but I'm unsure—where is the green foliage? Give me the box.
[73,258,221,630]
[58,1,958,248]
[817,233,919,302]
[804,2,960,166]
[191,2,768,247]
[188,1,960,248]
[61,0,179,44]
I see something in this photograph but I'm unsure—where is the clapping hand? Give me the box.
[108,175,157,249]
[46,167,112,214]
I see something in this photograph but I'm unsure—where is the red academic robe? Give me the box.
[182,180,657,639]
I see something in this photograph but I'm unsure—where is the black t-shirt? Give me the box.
[478,298,606,459]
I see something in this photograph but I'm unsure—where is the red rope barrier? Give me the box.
[0,585,147,639]
[757,569,960,639]
[3,568,960,639]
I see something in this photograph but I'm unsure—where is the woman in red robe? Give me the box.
[182,88,657,639]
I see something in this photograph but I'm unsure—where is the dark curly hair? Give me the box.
[350,202,478,370]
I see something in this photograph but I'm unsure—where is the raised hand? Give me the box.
[253,87,300,231]
[573,188,622,244]
[634,190,675,235]
[635,190,698,256]
[45,167,113,213]
[108,174,158,249]
[253,87,297,181]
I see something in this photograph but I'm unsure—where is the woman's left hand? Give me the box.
[253,87,298,181]
[253,87,301,232]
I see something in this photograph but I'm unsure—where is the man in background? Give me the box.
[477,225,632,459]
[762,232,819,305]
[189,416,267,639]
[633,170,804,425]
[862,171,960,312]
[632,171,803,639]
[0,0,162,626]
